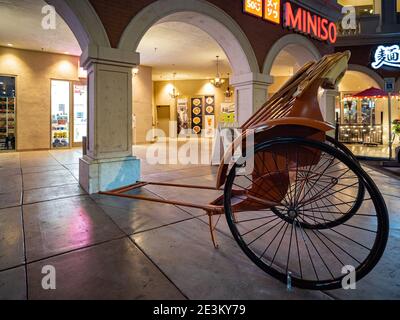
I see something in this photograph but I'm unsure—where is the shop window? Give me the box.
[0,76,16,151]
[337,92,400,159]
[73,84,87,144]
[338,0,375,15]
[51,80,71,149]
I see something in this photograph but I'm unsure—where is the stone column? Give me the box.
[79,45,141,194]
[319,88,340,137]
[377,0,398,33]
[230,73,273,126]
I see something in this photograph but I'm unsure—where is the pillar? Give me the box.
[319,88,340,136]
[79,45,141,194]
[377,0,398,33]
[230,73,273,126]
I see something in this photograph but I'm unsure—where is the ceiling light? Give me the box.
[169,72,180,99]
[64,51,70,55]
[7,43,13,47]
[210,56,225,88]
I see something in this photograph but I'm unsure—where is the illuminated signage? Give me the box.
[264,0,281,24]
[372,45,400,69]
[283,2,337,44]
[243,0,263,18]
[243,1,337,44]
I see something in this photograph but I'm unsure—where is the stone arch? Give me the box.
[263,34,321,76]
[45,0,110,50]
[117,0,259,76]
[347,64,385,90]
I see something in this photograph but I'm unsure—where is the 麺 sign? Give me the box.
[372,45,400,69]
[283,2,337,44]
[243,1,337,44]
[243,0,281,24]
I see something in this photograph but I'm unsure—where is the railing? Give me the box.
[337,123,383,145]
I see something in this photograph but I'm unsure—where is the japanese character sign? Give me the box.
[244,0,263,18]
[264,0,280,24]
[372,45,400,69]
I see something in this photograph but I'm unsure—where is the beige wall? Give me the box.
[133,65,153,144]
[0,47,79,151]
[153,79,232,133]
[268,76,290,97]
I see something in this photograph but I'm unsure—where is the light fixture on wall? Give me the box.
[210,56,225,88]
[224,73,233,98]
[169,72,180,99]
[132,66,140,76]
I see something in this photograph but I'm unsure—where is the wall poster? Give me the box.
[177,98,189,135]
[204,95,216,138]
[191,97,203,134]
[220,102,236,125]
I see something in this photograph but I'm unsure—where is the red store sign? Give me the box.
[243,0,338,44]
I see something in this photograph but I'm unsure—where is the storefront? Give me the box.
[0,76,16,151]
[335,43,400,159]
[0,47,87,151]
[0,0,342,193]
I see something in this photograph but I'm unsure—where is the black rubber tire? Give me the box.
[326,135,359,164]
[224,137,389,290]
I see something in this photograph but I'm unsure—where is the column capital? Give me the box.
[230,72,274,88]
[81,45,140,69]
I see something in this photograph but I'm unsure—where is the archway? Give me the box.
[45,0,110,51]
[347,64,384,89]
[118,0,258,76]
[119,0,263,131]
[337,68,397,159]
[263,34,321,78]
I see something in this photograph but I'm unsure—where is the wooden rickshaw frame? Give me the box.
[100,51,353,249]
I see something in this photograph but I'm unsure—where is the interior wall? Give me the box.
[153,79,232,134]
[268,76,291,97]
[133,65,153,144]
[0,47,79,151]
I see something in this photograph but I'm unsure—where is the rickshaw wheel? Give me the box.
[224,137,389,290]
[271,136,365,230]
[325,135,359,163]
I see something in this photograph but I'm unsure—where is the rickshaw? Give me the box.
[101,51,389,291]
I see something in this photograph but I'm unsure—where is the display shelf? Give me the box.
[0,97,16,151]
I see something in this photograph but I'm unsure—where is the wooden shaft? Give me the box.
[100,191,224,213]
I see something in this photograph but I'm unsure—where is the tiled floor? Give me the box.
[345,143,400,159]
[0,146,399,300]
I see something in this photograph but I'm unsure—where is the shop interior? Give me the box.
[338,71,400,159]
[133,20,235,145]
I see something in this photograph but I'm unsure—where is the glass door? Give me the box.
[73,82,87,146]
[0,76,16,152]
[51,80,71,149]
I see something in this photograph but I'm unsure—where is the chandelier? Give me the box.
[224,73,234,98]
[169,72,180,99]
[210,56,225,88]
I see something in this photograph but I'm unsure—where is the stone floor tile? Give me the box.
[27,238,185,300]
[23,196,124,262]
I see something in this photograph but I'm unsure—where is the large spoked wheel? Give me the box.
[326,135,359,164]
[224,137,389,290]
[272,135,365,230]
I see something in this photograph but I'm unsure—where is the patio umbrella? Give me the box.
[352,87,399,98]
